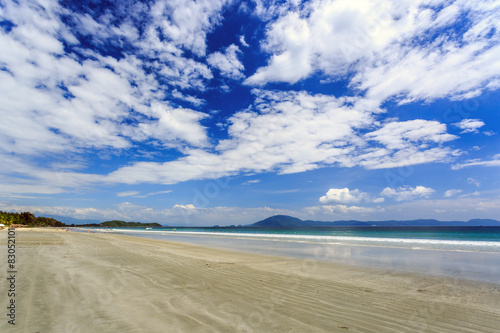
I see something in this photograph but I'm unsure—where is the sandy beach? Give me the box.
[1,229,499,332]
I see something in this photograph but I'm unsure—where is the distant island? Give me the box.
[247,215,500,228]
[81,220,162,228]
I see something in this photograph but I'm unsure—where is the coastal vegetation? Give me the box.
[0,213,162,228]
[0,211,65,227]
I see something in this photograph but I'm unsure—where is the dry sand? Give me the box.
[1,228,499,332]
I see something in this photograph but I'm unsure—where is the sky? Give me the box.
[0,0,499,226]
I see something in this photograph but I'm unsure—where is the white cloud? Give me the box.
[117,191,141,197]
[381,185,435,201]
[116,190,175,199]
[368,196,500,221]
[144,190,173,197]
[149,0,229,57]
[444,189,463,197]
[172,204,196,210]
[319,188,368,205]
[207,44,245,79]
[354,38,500,103]
[453,119,485,133]
[4,90,456,190]
[358,120,459,169]
[247,0,500,104]
[0,0,216,159]
[0,0,491,198]
[0,79,461,193]
[245,11,312,85]
[3,194,500,226]
[242,179,261,185]
[306,204,383,216]
[134,103,210,148]
[0,184,65,195]
[364,120,457,150]
[467,177,481,187]
[239,35,249,47]
[453,158,500,170]
[106,90,378,184]
[0,0,232,197]
[0,201,292,226]
[171,89,205,107]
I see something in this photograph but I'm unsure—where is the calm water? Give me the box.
[79,226,500,283]
[95,226,500,252]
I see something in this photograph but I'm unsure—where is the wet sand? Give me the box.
[1,229,499,332]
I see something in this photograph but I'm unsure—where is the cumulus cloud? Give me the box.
[444,189,463,197]
[306,204,384,216]
[453,119,485,134]
[239,35,249,47]
[148,0,229,57]
[365,120,457,150]
[0,87,463,192]
[0,0,496,203]
[173,204,196,210]
[207,44,245,79]
[105,90,461,185]
[0,0,219,160]
[358,120,459,169]
[319,188,368,205]
[247,0,500,104]
[0,201,291,226]
[0,0,236,195]
[316,188,385,215]
[245,11,312,85]
[106,90,372,184]
[381,186,435,201]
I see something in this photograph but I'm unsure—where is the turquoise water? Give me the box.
[85,226,500,253]
[154,226,500,242]
[78,226,500,283]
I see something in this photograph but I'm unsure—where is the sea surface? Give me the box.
[80,226,500,283]
[93,226,500,252]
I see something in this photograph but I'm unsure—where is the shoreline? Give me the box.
[107,229,500,284]
[1,229,499,332]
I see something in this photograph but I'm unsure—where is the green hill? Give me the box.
[84,220,162,228]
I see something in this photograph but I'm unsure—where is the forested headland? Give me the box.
[0,211,65,227]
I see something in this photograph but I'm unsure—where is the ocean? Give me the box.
[81,226,500,283]
[94,226,500,252]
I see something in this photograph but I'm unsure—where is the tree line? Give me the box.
[0,211,65,227]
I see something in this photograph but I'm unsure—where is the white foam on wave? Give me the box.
[102,229,500,252]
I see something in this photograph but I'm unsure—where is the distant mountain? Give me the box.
[464,219,500,226]
[248,215,500,228]
[251,215,308,228]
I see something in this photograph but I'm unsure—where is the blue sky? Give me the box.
[0,0,499,226]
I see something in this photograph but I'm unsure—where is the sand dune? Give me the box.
[1,229,499,332]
